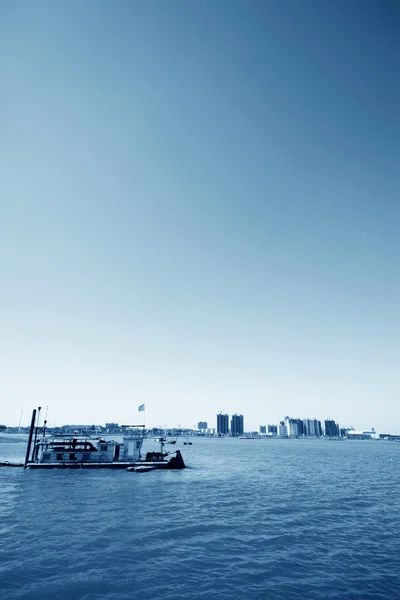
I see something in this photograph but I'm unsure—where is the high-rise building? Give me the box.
[315,420,323,437]
[278,421,287,438]
[217,413,229,435]
[324,419,339,437]
[295,419,305,436]
[259,425,266,434]
[284,416,303,437]
[198,421,208,430]
[303,418,323,437]
[231,414,244,436]
[284,416,299,437]
[292,420,298,437]
[268,424,278,435]
[303,419,314,436]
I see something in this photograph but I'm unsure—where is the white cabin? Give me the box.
[34,435,144,465]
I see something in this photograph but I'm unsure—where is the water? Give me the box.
[1,435,399,600]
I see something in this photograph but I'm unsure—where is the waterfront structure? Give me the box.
[105,422,122,433]
[217,413,229,435]
[198,421,208,430]
[347,428,377,440]
[231,414,244,436]
[268,424,278,435]
[259,425,266,434]
[379,433,400,441]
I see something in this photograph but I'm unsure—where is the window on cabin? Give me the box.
[136,441,141,449]
[69,453,77,460]
[56,454,63,460]
[100,445,108,451]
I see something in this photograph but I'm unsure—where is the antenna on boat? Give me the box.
[42,406,49,441]
[18,410,23,433]
[43,406,49,438]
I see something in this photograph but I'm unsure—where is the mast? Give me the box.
[24,409,37,468]
[18,410,23,433]
[31,407,41,462]
[42,406,49,441]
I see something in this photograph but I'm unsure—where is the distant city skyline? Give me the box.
[0,1,398,431]
[0,407,386,436]
[1,410,385,440]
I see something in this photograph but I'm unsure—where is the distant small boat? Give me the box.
[183,441,192,445]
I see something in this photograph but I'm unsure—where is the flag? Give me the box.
[138,404,145,412]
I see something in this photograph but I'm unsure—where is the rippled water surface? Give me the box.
[1,435,399,600]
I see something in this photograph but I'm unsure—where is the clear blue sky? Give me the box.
[0,0,398,431]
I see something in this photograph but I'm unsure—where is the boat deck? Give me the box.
[26,460,175,469]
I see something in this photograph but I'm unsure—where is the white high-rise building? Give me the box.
[307,419,315,436]
[278,423,288,438]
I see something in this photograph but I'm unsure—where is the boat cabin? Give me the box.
[33,435,144,465]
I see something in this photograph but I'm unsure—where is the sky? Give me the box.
[0,0,399,432]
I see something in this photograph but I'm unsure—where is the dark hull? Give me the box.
[27,462,171,470]
[25,450,186,470]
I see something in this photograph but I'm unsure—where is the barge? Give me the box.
[1,408,186,471]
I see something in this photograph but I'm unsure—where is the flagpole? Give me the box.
[138,403,146,435]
